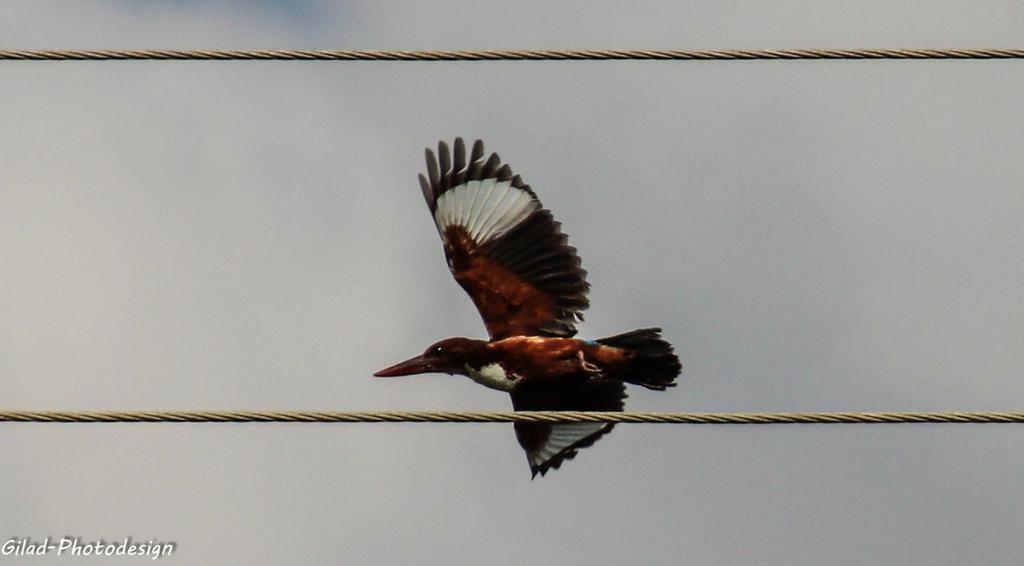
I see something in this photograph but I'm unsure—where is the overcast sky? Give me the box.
[2,1,1024,564]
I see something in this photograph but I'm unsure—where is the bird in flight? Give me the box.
[375,138,681,477]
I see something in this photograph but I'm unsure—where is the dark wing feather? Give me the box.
[420,138,590,339]
[510,378,626,478]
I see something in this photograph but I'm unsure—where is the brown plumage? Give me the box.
[377,138,681,477]
[419,138,589,339]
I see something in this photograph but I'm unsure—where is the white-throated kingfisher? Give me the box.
[375,138,681,477]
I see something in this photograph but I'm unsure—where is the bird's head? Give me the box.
[374,337,484,377]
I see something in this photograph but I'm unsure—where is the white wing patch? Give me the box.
[530,423,610,468]
[434,179,539,244]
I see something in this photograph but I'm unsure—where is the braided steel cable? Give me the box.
[2,410,1023,424]
[0,48,1022,62]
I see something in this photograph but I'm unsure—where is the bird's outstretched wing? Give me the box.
[419,138,589,339]
[510,378,626,477]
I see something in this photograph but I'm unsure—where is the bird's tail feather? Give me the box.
[596,327,681,390]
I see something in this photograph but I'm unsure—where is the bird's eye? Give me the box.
[433,346,445,356]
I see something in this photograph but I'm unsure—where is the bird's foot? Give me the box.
[577,350,601,375]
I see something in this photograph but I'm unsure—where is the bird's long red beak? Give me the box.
[373,355,435,377]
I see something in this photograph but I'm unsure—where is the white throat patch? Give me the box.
[465,362,517,392]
